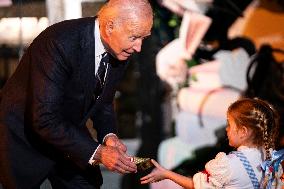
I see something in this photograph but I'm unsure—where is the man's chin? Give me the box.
[117,54,130,61]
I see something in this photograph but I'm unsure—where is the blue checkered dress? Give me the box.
[231,151,260,189]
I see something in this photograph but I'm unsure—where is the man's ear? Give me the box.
[105,20,114,36]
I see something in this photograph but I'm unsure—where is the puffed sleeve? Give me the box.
[193,152,232,189]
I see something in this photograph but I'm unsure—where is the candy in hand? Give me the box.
[131,156,153,171]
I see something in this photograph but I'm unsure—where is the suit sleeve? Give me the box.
[26,37,98,169]
[92,102,117,143]
[91,61,127,143]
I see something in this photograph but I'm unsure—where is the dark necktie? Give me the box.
[94,52,108,99]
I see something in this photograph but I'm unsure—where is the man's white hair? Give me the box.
[98,0,153,25]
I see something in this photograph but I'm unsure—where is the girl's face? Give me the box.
[226,114,243,148]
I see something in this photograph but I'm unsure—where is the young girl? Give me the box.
[141,98,283,188]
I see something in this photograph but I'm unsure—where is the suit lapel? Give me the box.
[79,19,97,113]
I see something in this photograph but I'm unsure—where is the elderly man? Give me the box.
[0,0,153,188]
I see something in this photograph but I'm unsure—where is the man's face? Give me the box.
[106,16,152,61]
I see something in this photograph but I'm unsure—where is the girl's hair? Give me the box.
[228,98,279,160]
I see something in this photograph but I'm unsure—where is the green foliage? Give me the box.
[168,14,181,38]
[186,58,198,68]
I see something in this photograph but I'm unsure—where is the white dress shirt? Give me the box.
[94,19,106,75]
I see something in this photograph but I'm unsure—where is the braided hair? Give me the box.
[227,98,279,160]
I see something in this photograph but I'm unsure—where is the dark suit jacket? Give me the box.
[0,17,127,189]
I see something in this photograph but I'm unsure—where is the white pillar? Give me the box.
[46,0,82,26]
[63,0,82,20]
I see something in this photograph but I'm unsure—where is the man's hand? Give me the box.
[104,134,127,152]
[94,145,137,174]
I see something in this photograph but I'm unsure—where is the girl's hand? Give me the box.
[140,159,168,184]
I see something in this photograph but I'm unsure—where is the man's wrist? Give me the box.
[89,145,103,166]
[93,145,102,162]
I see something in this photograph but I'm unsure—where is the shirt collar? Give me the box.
[95,19,106,57]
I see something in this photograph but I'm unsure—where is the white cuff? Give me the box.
[88,144,101,165]
[88,133,117,165]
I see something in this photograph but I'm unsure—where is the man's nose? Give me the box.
[133,39,142,52]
